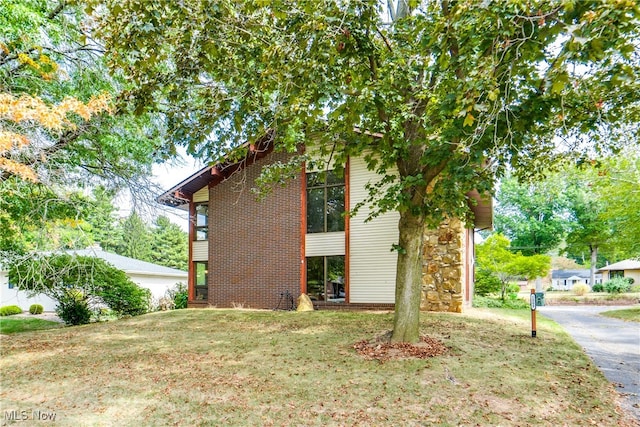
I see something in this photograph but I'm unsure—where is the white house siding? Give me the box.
[348,156,399,304]
[305,232,346,256]
[0,270,57,311]
[127,272,188,304]
[192,241,209,261]
[193,186,209,203]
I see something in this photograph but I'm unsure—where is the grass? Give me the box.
[600,307,640,322]
[0,308,635,426]
[539,290,640,305]
[0,317,63,334]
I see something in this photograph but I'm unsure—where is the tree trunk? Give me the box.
[391,209,425,343]
[590,244,598,288]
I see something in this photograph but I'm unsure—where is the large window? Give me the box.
[306,170,345,233]
[194,203,208,241]
[306,256,345,302]
[194,261,208,300]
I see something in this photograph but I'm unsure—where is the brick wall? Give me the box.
[207,152,302,309]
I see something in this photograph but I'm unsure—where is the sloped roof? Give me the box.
[157,133,275,208]
[552,269,594,279]
[597,259,640,272]
[69,248,187,277]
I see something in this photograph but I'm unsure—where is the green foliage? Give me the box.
[98,277,150,316]
[170,283,188,309]
[603,278,632,294]
[476,234,551,300]
[495,175,569,255]
[474,269,502,296]
[0,305,23,316]
[591,283,604,293]
[29,304,44,315]
[56,292,92,326]
[472,296,529,310]
[9,253,149,319]
[150,216,188,271]
[96,0,640,342]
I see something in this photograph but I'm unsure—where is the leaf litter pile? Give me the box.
[353,332,448,362]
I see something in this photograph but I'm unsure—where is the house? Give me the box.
[597,259,640,285]
[550,269,603,290]
[158,137,492,312]
[0,247,188,311]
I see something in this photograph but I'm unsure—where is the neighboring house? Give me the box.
[597,259,640,285]
[157,138,492,312]
[0,247,188,311]
[550,269,603,290]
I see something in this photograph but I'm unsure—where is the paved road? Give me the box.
[538,305,640,422]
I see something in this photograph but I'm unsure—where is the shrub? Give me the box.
[56,292,92,325]
[161,282,187,310]
[173,283,188,309]
[591,283,604,292]
[603,277,631,294]
[98,279,150,317]
[0,305,23,316]
[29,304,44,314]
[572,284,590,296]
[472,295,529,310]
[474,269,502,296]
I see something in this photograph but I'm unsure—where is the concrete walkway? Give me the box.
[538,305,640,422]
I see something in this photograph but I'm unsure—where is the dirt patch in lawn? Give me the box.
[353,331,448,362]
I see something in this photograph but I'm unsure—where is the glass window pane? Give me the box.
[195,204,208,227]
[326,186,344,232]
[327,256,345,300]
[195,262,208,286]
[196,228,208,241]
[306,257,324,301]
[306,188,325,233]
[326,169,344,185]
[306,172,323,188]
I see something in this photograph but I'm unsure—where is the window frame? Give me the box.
[193,203,208,241]
[306,170,345,234]
[193,261,208,301]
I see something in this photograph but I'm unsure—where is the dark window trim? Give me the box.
[193,202,208,241]
[306,170,345,234]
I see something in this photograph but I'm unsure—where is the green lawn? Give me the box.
[0,309,635,426]
[0,317,63,334]
[600,307,640,322]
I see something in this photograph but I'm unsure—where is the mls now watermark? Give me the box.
[4,409,57,422]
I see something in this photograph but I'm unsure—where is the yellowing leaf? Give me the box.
[463,113,475,127]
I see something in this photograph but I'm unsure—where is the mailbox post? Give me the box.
[530,288,537,338]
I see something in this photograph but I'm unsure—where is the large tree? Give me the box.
[495,174,569,255]
[97,1,640,342]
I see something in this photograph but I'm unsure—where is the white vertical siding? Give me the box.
[349,156,399,303]
[192,241,209,261]
[193,186,209,203]
[305,232,346,256]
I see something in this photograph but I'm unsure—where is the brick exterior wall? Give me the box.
[207,152,302,309]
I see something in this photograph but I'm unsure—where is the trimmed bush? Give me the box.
[473,296,529,309]
[603,277,631,294]
[98,279,150,316]
[56,292,92,325]
[29,304,44,314]
[474,269,502,296]
[572,284,590,296]
[591,283,604,292]
[0,305,23,316]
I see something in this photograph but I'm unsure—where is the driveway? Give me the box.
[538,305,640,422]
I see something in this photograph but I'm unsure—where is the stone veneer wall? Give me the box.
[420,218,466,313]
